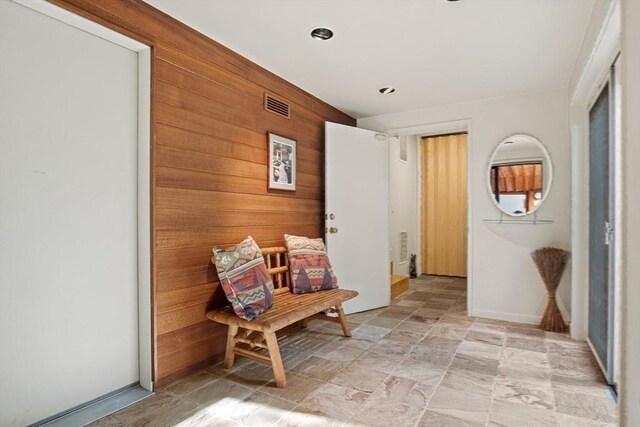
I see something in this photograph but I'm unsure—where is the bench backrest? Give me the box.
[261,247,291,295]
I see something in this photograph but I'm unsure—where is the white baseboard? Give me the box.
[471,297,572,329]
[470,309,540,325]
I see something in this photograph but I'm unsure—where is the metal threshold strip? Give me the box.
[30,384,153,427]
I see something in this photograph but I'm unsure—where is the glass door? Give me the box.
[587,60,618,385]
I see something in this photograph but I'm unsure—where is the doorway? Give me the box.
[420,133,468,277]
[386,120,472,314]
[587,57,620,386]
[0,1,151,425]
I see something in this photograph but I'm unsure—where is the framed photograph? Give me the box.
[268,132,296,191]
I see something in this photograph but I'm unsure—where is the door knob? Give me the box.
[328,227,338,234]
[329,213,335,220]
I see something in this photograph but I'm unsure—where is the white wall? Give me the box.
[620,0,640,424]
[569,0,617,98]
[389,135,418,276]
[359,88,572,324]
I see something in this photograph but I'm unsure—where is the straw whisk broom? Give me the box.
[531,247,570,332]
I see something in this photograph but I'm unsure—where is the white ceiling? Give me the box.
[147,0,595,119]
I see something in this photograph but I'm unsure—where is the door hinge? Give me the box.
[604,221,614,246]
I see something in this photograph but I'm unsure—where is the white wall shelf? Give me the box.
[483,212,554,225]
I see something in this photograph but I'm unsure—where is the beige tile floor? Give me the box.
[91,276,617,427]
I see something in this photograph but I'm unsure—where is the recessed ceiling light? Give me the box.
[378,86,396,95]
[447,0,461,2]
[310,27,333,41]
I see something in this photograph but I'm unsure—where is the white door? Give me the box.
[325,122,390,314]
[0,2,140,425]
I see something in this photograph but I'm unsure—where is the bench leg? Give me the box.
[264,331,287,388]
[300,318,309,328]
[335,304,351,337]
[224,324,239,368]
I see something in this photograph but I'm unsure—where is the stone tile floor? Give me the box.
[92,275,617,426]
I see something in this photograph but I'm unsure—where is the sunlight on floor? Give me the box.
[172,397,352,427]
[91,275,616,427]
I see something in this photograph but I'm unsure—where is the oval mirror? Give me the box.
[488,134,552,216]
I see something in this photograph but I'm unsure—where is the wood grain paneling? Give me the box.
[51,0,355,383]
[156,322,226,379]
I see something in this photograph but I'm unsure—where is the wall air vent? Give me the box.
[399,231,408,263]
[264,94,290,119]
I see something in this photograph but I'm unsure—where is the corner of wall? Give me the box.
[556,295,571,329]
[620,0,640,424]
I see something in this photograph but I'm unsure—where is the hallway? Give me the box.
[91,276,616,426]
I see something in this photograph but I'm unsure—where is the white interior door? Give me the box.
[0,2,140,425]
[325,122,390,314]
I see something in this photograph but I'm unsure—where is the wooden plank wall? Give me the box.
[50,0,355,384]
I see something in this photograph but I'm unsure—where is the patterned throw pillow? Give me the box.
[284,234,338,294]
[212,236,274,320]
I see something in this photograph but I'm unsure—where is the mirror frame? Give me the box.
[487,133,553,217]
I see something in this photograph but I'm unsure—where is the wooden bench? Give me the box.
[206,247,358,388]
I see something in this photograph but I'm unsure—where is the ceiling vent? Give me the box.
[264,94,290,119]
